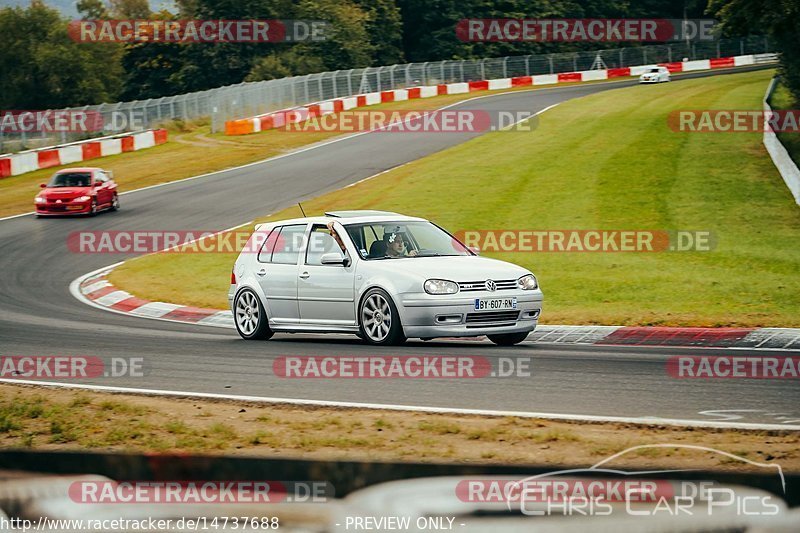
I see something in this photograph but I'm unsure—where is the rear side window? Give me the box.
[270,224,307,265]
[256,228,278,263]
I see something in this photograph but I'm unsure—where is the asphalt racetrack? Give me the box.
[2,64,796,429]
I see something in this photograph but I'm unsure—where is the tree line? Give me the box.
[0,0,796,109]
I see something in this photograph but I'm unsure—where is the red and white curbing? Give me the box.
[225,54,766,136]
[74,266,800,350]
[0,129,168,179]
[74,265,232,328]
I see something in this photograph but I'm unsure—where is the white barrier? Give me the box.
[419,86,438,98]
[488,78,512,90]
[58,145,83,165]
[446,82,469,94]
[764,78,800,206]
[10,152,38,175]
[532,74,558,85]
[100,138,122,157]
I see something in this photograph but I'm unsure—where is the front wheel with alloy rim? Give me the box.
[487,332,530,346]
[88,199,98,217]
[359,288,406,345]
[110,195,119,211]
[234,288,273,340]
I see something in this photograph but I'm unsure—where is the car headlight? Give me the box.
[518,274,538,290]
[424,279,459,295]
[74,195,91,202]
[34,197,45,204]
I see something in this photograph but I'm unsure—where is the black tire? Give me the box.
[488,332,530,346]
[358,288,406,345]
[233,288,273,340]
[88,199,98,217]
[110,194,119,211]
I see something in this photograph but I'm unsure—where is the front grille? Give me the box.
[458,279,517,292]
[465,311,520,324]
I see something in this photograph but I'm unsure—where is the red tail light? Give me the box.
[230,270,236,284]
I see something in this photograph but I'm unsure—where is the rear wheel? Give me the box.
[234,288,273,340]
[359,288,405,345]
[488,332,529,346]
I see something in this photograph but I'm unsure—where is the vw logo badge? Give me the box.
[485,279,497,291]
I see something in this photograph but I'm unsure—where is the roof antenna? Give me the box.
[298,203,307,217]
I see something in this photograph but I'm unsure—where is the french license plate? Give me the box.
[474,297,517,311]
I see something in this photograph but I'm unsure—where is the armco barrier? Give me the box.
[224,55,766,136]
[764,77,800,206]
[0,129,168,179]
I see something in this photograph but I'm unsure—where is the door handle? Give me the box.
[299,271,310,279]
[256,268,267,276]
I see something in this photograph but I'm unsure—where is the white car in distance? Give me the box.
[229,211,543,346]
[639,66,671,83]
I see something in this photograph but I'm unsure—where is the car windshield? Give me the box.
[648,68,660,73]
[47,172,91,187]
[345,221,471,260]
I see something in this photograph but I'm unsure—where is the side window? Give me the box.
[256,228,278,263]
[270,224,307,265]
[363,225,383,250]
[93,173,107,185]
[306,225,345,265]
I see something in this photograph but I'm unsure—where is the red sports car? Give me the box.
[35,167,119,217]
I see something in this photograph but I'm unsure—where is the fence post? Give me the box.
[525,55,530,76]
[548,55,554,74]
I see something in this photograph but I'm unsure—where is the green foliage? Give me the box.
[710,0,800,102]
[0,2,123,108]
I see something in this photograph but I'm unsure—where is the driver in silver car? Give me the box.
[385,231,418,257]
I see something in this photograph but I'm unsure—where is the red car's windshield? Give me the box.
[47,172,92,187]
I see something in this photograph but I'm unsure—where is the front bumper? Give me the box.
[35,202,91,215]
[398,291,543,338]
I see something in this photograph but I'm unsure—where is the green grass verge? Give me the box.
[0,88,543,219]
[1,71,733,219]
[110,68,799,327]
[3,384,799,468]
[770,80,800,166]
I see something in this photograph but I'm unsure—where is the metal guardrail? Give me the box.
[0,35,775,152]
[763,77,800,206]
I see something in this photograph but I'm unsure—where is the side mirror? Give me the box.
[320,252,350,266]
[40,183,46,188]
[468,246,480,255]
